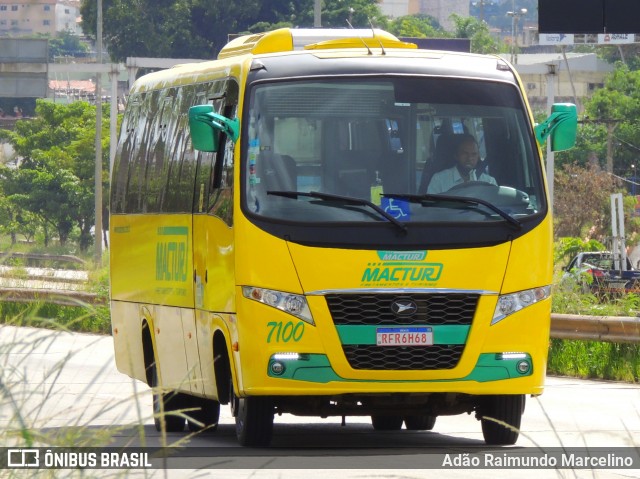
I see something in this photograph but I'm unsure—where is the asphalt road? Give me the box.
[1,325,639,479]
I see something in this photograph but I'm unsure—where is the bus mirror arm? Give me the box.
[189,105,239,152]
[534,103,577,152]
[197,112,240,142]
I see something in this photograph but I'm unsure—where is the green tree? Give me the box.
[0,100,110,251]
[45,30,90,60]
[295,0,387,29]
[450,14,507,54]
[80,0,386,61]
[0,175,38,245]
[596,44,640,71]
[386,14,446,39]
[558,65,640,177]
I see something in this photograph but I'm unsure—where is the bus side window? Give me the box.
[207,80,238,226]
[112,96,141,214]
[146,92,174,213]
[164,85,199,212]
[125,91,155,213]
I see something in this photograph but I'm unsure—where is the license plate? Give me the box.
[376,327,433,346]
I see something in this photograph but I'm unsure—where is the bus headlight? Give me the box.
[491,286,551,325]
[242,286,314,325]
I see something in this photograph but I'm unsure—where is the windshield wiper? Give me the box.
[382,193,522,230]
[267,190,408,233]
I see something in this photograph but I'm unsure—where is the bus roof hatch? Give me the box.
[218,28,417,59]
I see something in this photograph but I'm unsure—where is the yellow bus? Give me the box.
[109,28,577,447]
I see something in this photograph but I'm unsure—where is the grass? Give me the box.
[547,338,640,382]
[0,302,111,334]
[0,268,110,334]
[547,278,640,383]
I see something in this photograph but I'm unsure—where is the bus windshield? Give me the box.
[244,77,543,226]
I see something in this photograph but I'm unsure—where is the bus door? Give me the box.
[192,80,238,397]
[151,87,201,394]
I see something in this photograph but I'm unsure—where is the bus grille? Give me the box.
[342,345,465,370]
[325,293,478,371]
[325,293,478,326]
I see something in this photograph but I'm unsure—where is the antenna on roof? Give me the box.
[346,19,373,55]
[368,18,386,55]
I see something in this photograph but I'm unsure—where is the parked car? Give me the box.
[561,251,640,296]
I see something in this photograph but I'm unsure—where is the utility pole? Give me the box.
[94,0,103,264]
[546,63,556,211]
[314,0,321,27]
[579,118,621,174]
[507,7,527,64]
[606,121,618,174]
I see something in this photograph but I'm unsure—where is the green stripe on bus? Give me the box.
[267,353,532,383]
[157,226,189,235]
[336,324,470,345]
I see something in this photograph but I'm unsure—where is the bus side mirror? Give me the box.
[188,105,239,152]
[534,103,577,152]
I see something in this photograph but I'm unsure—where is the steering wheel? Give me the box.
[447,182,531,209]
[447,181,499,194]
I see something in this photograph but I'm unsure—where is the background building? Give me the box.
[504,52,614,113]
[0,0,81,36]
[378,0,469,31]
[56,0,82,35]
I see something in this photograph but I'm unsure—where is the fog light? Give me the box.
[516,360,531,374]
[270,361,285,375]
[498,352,527,360]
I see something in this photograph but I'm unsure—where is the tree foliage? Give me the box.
[386,14,445,39]
[557,65,640,178]
[554,237,607,266]
[449,14,507,54]
[46,30,90,60]
[0,100,111,251]
[80,0,387,61]
[553,162,624,240]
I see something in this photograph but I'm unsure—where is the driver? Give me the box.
[427,134,497,194]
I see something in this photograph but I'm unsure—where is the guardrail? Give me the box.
[0,288,638,342]
[0,252,86,266]
[0,287,104,307]
[550,313,640,343]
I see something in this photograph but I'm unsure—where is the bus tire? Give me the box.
[371,415,404,430]
[186,397,221,433]
[480,394,525,445]
[404,414,436,431]
[151,363,186,433]
[235,396,274,447]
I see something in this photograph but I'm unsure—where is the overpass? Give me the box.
[1,57,207,167]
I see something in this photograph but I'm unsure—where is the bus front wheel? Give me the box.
[371,415,404,430]
[404,414,436,431]
[480,394,525,445]
[235,396,274,447]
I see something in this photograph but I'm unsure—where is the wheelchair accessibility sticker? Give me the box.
[381,197,410,220]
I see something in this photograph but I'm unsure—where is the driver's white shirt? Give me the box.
[426,166,497,194]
